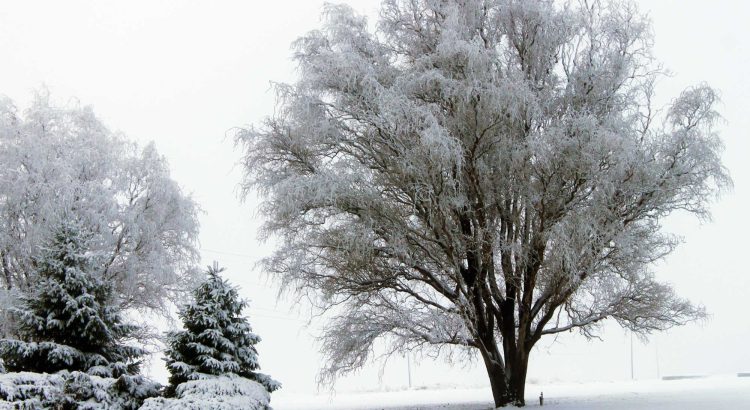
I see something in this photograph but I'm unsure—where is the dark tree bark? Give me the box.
[480,346,512,407]
[477,326,532,406]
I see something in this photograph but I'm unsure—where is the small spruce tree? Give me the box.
[0,219,146,377]
[164,263,280,396]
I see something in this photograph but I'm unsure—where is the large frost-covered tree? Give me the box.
[163,263,280,397]
[0,91,200,316]
[0,219,146,377]
[236,0,729,406]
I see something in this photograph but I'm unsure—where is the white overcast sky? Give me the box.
[1,0,748,397]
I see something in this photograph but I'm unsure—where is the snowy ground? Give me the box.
[273,375,750,409]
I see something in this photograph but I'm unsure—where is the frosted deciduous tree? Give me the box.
[0,219,146,377]
[163,263,280,397]
[0,91,200,316]
[236,0,729,406]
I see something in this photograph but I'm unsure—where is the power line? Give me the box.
[252,306,298,314]
[249,311,308,322]
[201,248,258,259]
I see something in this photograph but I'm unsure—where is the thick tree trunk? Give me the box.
[480,346,531,407]
[480,348,512,407]
[507,351,529,407]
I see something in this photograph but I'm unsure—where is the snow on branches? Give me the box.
[140,375,270,410]
[163,263,280,397]
[0,219,146,377]
[0,370,160,409]
[237,0,729,406]
[0,90,200,316]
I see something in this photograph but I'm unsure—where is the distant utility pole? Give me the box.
[630,331,634,380]
[655,339,661,380]
[407,353,412,389]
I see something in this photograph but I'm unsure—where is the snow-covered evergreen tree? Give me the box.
[164,263,279,397]
[0,219,146,377]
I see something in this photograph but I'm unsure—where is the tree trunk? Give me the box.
[1,252,13,290]
[507,351,530,407]
[480,347,512,407]
[480,346,531,407]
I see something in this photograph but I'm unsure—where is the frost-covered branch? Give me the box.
[0,91,201,317]
[237,0,729,406]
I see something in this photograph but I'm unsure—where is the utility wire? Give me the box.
[201,248,258,259]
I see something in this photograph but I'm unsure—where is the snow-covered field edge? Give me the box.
[273,374,750,410]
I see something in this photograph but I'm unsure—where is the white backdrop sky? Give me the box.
[1,0,748,396]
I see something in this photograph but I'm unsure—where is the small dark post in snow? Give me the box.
[539,392,543,406]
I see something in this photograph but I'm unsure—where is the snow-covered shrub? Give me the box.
[0,370,160,409]
[140,375,270,410]
[163,263,279,396]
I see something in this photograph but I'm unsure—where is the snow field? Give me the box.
[272,375,750,410]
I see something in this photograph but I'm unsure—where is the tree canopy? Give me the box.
[0,91,200,317]
[239,0,729,406]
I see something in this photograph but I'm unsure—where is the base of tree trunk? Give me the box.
[481,349,529,407]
